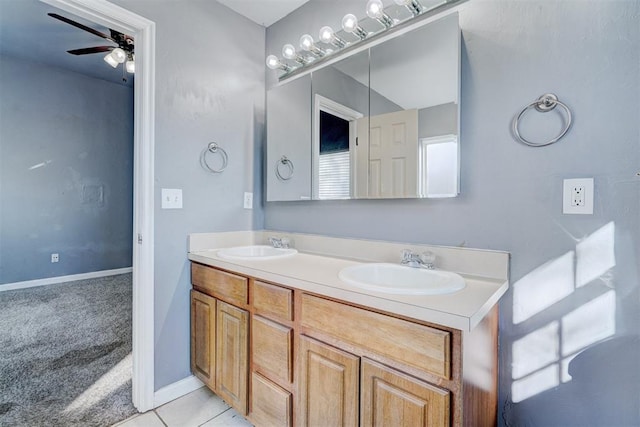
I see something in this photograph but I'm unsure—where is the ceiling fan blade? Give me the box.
[67,46,114,55]
[48,13,114,42]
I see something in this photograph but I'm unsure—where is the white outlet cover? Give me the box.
[563,178,594,215]
[243,192,253,209]
[162,188,183,209]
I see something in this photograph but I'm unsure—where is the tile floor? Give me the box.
[113,387,253,427]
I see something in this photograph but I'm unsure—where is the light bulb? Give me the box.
[319,26,334,44]
[282,44,297,60]
[318,25,346,48]
[299,34,314,51]
[266,55,280,69]
[126,59,135,74]
[341,14,358,33]
[366,0,384,19]
[394,0,422,15]
[103,52,118,68]
[111,47,126,64]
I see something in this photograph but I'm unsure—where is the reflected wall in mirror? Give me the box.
[366,13,460,199]
[266,74,312,201]
[311,51,369,200]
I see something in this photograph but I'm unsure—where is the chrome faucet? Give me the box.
[401,249,435,269]
[268,236,290,249]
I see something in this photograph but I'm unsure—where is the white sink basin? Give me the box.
[217,245,297,261]
[338,263,466,295]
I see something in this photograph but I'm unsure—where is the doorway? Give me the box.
[41,0,156,412]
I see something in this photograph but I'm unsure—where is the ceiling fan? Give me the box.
[48,13,135,74]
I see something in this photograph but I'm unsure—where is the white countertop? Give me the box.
[188,247,508,332]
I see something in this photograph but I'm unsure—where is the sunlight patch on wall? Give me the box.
[576,222,616,288]
[512,364,559,403]
[28,160,53,170]
[562,290,616,357]
[511,222,618,403]
[513,251,574,324]
[512,321,559,380]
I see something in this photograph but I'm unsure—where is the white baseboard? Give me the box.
[0,267,133,292]
[154,375,204,408]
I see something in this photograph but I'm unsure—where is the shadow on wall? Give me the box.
[504,222,640,426]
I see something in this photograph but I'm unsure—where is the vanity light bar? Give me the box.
[266,0,463,79]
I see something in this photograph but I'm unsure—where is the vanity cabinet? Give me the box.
[190,263,250,415]
[299,293,453,426]
[190,262,498,427]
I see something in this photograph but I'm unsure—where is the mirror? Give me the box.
[311,51,369,200]
[366,13,460,198]
[266,13,460,201]
[266,74,312,201]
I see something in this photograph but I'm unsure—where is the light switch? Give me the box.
[162,188,183,209]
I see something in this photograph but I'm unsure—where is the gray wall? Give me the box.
[0,54,133,285]
[265,1,640,425]
[419,102,457,138]
[110,0,265,390]
[267,75,312,201]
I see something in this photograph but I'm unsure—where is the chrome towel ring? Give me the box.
[513,93,572,147]
[200,142,228,173]
[275,155,294,181]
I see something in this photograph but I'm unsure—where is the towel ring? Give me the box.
[513,93,572,147]
[275,156,294,181]
[200,142,228,173]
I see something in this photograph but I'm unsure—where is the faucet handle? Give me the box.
[280,237,290,249]
[268,236,281,248]
[401,249,414,262]
[419,251,436,269]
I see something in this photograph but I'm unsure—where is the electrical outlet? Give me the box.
[243,192,253,209]
[571,185,585,207]
[51,253,59,263]
[563,178,594,214]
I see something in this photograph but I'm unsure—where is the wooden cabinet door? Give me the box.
[361,358,450,427]
[298,336,359,427]
[216,300,249,415]
[251,372,292,427]
[190,290,216,390]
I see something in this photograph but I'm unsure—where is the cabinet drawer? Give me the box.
[252,315,293,384]
[301,293,451,379]
[253,281,293,322]
[251,373,292,427]
[191,263,248,306]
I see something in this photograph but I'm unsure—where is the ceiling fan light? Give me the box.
[111,47,127,64]
[104,52,118,68]
[126,60,135,74]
